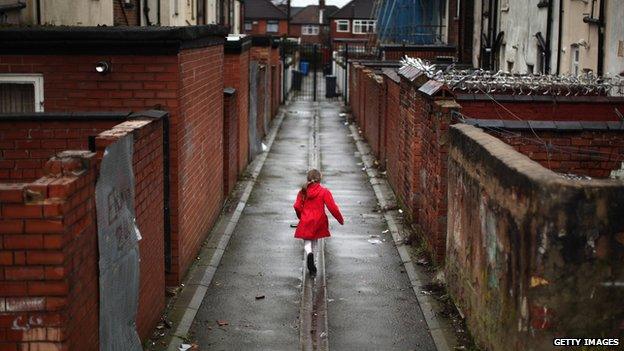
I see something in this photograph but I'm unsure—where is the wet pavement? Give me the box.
[188,96,436,350]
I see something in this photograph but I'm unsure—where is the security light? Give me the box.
[95,61,111,75]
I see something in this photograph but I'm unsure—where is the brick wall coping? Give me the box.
[0,25,228,55]
[380,43,457,51]
[455,93,624,103]
[349,60,402,68]
[0,110,167,121]
[0,111,131,121]
[224,35,252,54]
[382,67,400,83]
[450,123,624,187]
[462,118,624,132]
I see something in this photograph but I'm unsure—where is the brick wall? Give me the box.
[0,116,166,349]
[458,97,624,122]
[0,151,99,350]
[1,45,226,285]
[417,99,461,262]
[224,48,251,173]
[485,129,624,178]
[363,72,383,162]
[114,0,140,26]
[446,124,624,351]
[0,55,180,111]
[348,63,360,117]
[385,77,401,193]
[0,118,120,182]
[223,89,239,196]
[244,20,288,36]
[93,118,165,341]
[397,77,422,224]
[175,46,224,284]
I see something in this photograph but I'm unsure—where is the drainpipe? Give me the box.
[157,0,161,25]
[597,0,605,75]
[36,0,41,24]
[143,0,153,26]
[556,0,563,74]
[489,0,498,69]
[545,0,553,74]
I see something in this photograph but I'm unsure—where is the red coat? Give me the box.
[293,183,344,240]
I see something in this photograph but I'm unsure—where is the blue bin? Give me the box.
[299,61,309,76]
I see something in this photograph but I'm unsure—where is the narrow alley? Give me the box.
[185,86,437,350]
[2,11,623,351]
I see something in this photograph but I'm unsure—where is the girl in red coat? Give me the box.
[293,169,344,276]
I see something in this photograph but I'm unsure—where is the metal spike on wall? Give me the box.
[401,56,624,96]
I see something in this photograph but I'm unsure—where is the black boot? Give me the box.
[307,252,317,276]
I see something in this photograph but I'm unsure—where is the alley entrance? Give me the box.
[184,93,437,350]
[290,43,339,102]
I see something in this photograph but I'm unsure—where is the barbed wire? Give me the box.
[400,57,624,96]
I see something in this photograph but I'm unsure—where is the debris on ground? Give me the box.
[178,343,199,351]
[416,258,430,266]
[367,235,382,244]
[255,295,265,300]
[217,320,229,326]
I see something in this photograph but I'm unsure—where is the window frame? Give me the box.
[335,19,350,33]
[352,19,376,34]
[266,20,279,33]
[571,45,580,76]
[0,74,44,112]
[302,25,320,36]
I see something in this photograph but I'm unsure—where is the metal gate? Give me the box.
[287,43,339,102]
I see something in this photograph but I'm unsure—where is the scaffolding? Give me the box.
[377,0,446,45]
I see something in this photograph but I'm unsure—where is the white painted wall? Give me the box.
[160,0,198,26]
[604,0,624,77]
[558,0,600,75]
[40,0,113,25]
[497,0,549,74]
[472,0,482,68]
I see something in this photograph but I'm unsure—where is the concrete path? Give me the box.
[188,97,436,350]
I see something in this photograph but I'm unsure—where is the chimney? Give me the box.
[319,0,325,24]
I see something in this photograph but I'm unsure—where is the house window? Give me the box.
[336,20,349,32]
[571,46,580,76]
[302,25,319,35]
[244,21,252,31]
[0,74,44,113]
[353,20,376,34]
[267,20,279,33]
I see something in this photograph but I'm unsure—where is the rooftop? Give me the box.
[244,0,288,20]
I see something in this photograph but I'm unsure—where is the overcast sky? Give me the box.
[289,0,351,8]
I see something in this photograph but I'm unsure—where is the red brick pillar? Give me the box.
[0,151,99,350]
[418,98,461,263]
